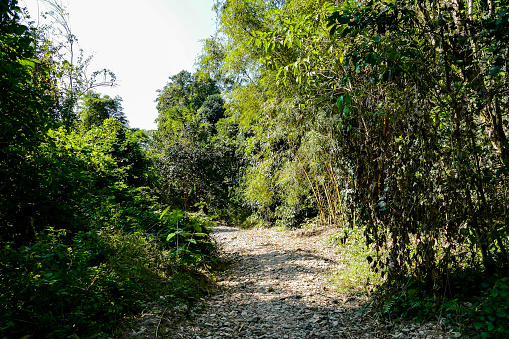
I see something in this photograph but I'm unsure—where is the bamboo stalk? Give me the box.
[310,163,327,222]
[288,139,326,220]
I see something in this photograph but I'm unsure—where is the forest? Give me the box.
[1,0,509,338]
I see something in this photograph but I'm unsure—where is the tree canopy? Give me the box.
[78,90,128,130]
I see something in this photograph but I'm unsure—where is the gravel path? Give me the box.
[126,224,460,338]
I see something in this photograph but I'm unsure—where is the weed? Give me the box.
[0,223,214,338]
[327,226,382,297]
[379,274,509,338]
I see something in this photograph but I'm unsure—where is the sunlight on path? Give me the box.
[158,224,451,339]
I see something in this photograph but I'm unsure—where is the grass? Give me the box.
[326,225,383,298]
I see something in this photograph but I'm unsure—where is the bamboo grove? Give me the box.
[201,0,509,296]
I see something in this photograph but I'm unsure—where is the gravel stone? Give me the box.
[124,224,460,338]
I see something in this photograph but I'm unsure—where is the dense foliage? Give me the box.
[151,70,243,214]
[3,0,509,337]
[199,0,509,336]
[0,2,215,338]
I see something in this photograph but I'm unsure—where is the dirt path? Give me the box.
[126,224,458,338]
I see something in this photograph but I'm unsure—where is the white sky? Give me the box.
[21,0,217,130]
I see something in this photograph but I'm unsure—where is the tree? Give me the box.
[199,94,226,125]
[152,70,238,211]
[196,0,330,226]
[156,70,220,115]
[0,0,58,243]
[34,0,116,129]
[77,91,128,130]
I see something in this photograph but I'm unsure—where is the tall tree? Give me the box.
[0,0,57,243]
[77,91,128,130]
[35,0,116,129]
[156,70,220,122]
[152,71,236,211]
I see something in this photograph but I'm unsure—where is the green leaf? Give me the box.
[343,105,350,116]
[496,309,507,318]
[490,64,502,76]
[166,232,177,241]
[344,94,352,105]
[19,59,35,68]
[336,96,343,107]
[160,206,171,220]
[330,25,337,36]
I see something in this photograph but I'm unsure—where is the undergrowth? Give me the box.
[327,225,382,297]
[326,225,508,338]
[381,273,509,338]
[0,210,215,339]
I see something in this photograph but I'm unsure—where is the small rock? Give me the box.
[310,314,321,323]
[248,315,260,323]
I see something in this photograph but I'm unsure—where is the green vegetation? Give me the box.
[327,226,381,297]
[197,0,509,337]
[0,2,215,338]
[150,69,244,217]
[3,0,509,337]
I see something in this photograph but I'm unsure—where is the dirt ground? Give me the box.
[124,224,462,338]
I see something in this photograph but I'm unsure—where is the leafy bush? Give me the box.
[0,117,215,338]
[157,208,215,265]
[469,276,509,338]
[0,229,121,338]
[328,225,381,296]
[0,221,214,338]
[380,274,509,338]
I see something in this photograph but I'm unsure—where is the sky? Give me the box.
[20,0,218,130]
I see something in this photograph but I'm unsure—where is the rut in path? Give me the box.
[127,224,455,339]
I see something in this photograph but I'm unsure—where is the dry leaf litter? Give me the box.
[124,224,463,338]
